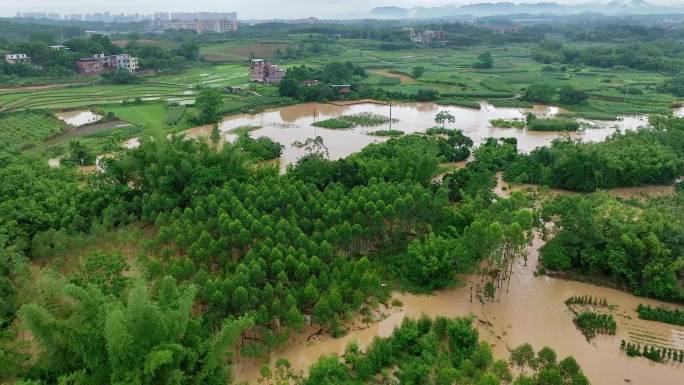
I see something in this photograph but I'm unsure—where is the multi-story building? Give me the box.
[249,59,286,85]
[4,54,31,64]
[111,54,139,72]
[152,12,238,33]
[75,53,139,75]
[75,58,104,76]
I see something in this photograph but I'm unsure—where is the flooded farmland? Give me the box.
[184,102,647,172]
[55,110,102,126]
[233,233,684,385]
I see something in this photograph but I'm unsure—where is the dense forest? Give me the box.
[0,126,542,383]
[504,115,684,192]
[539,193,684,301]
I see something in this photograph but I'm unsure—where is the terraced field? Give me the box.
[158,64,250,88]
[0,83,189,112]
[0,111,67,151]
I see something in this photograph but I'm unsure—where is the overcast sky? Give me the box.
[2,0,681,19]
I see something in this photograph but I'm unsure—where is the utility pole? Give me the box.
[389,98,393,131]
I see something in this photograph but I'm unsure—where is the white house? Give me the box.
[5,53,31,64]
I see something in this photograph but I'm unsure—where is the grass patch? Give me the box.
[84,125,143,139]
[229,125,262,135]
[490,118,526,129]
[312,113,396,129]
[487,99,533,108]
[527,117,580,131]
[368,129,405,137]
[436,97,481,109]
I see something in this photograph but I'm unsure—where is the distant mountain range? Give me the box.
[369,1,684,19]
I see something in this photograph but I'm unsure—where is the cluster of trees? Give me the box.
[152,175,437,335]
[0,35,121,80]
[505,128,683,192]
[234,133,284,161]
[289,131,472,190]
[532,41,684,73]
[17,269,254,384]
[278,61,367,101]
[621,340,684,364]
[192,88,224,124]
[269,316,590,385]
[522,84,586,105]
[0,33,200,82]
[573,312,616,340]
[539,193,684,301]
[473,51,494,69]
[125,39,200,73]
[636,304,684,326]
[272,36,341,61]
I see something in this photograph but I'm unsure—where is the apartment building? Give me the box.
[152,12,238,33]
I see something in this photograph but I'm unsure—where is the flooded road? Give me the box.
[185,102,647,172]
[233,234,684,385]
[55,110,102,126]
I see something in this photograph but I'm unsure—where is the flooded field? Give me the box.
[233,233,684,385]
[185,102,647,172]
[55,110,102,126]
[494,172,676,200]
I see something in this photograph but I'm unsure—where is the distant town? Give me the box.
[13,11,240,33]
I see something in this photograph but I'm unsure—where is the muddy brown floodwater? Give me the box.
[182,102,646,173]
[494,172,676,200]
[55,110,102,126]
[233,232,684,385]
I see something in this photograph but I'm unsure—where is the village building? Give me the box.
[249,59,286,85]
[75,57,104,76]
[480,24,521,34]
[111,54,139,72]
[4,53,31,64]
[48,45,70,51]
[407,29,447,44]
[331,84,352,94]
[75,53,139,75]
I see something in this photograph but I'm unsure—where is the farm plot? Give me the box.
[0,111,67,151]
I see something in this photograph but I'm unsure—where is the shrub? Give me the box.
[527,118,580,131]
[636,304,684,326]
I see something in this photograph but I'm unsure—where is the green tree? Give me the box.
[510,343,535,374]
[474,51,494,69]
[435,111,456,129]
[412,66,426,79]
[195,88,223,124]
[523,83,555,103]
[68,140,95,166]
[558,86,587,105]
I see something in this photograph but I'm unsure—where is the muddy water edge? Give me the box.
[182,102,647,173]
[232,231,684,385]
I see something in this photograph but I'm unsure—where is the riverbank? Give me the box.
[232,230,684,385]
